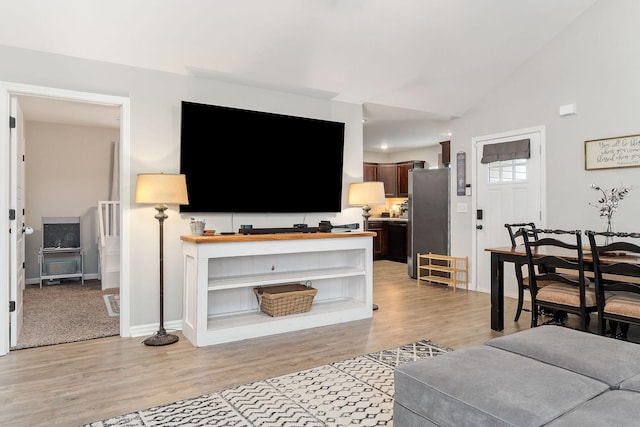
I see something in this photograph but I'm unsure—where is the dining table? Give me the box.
[485,244,640,331]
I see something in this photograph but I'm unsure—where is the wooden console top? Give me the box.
[181,231,376,244]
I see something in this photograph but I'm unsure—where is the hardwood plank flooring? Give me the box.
[0,260,633,426]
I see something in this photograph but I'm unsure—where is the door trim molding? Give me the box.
[470,125,547,294]
[0,81,131,356]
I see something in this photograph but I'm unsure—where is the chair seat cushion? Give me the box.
[524,277,556,288]
[537,283,596,307]
[394,344,608,427]
[605,292,640,318]
[527,273,584,290]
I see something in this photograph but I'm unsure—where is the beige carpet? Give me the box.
[11,280,120,350]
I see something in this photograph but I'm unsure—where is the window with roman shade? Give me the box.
[482,139,531,183]
[481,139,530,164]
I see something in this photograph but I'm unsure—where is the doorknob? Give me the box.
[23,226,34,235]
[476,225,483,230]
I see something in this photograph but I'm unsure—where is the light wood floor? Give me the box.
[0,260,630,426]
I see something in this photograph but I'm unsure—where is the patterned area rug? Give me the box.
[83,340,452,426]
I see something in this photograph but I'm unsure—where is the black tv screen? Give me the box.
[179,101,345,213]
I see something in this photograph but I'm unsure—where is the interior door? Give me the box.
[9,96,26,347]
[473,127,544,298]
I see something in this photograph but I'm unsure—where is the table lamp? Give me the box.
[135,173,189,346]
[348,181,386,232]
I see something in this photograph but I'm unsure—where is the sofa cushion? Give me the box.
[394,345,608,427]
[619,373,640,393]
[545,390,640,426]
[484,325,640,387]
[393,403,440,427]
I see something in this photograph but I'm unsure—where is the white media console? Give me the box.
[180,232,375,347]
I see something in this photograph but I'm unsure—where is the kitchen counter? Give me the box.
[370,217,408,222]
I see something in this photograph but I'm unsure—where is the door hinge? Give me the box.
[9,116,16,129]
[23,261,26,269]
[9,301,16,312]
[9,209,16,220]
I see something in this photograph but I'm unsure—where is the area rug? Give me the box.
[11,282,120,350]
[83,339,452,426]
[103,294,120,317]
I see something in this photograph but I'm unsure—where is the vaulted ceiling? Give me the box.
[0,0,598,152]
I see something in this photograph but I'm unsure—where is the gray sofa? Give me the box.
[394,325,640,426]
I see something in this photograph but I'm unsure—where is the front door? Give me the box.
[473,126,545,298]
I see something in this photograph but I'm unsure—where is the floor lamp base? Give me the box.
[143,329,179,346]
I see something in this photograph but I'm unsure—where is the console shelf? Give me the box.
[181,232,375,347]
[209,266,364,290]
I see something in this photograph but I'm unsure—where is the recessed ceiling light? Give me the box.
[380,144,389,150]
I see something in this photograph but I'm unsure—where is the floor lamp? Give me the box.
[348,181,386,311]
[135,173,189,346]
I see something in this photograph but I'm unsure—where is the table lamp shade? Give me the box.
[135,173,189,205]
[348,182,386,207]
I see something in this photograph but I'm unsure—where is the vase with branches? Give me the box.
[590,184,630,243]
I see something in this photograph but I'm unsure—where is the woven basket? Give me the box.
[253,283,317,317]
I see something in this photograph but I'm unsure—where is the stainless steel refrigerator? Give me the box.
[407,167,450,278]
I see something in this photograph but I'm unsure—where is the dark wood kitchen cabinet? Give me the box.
[397,160,425,197]
[367,220,388,260]
[440,141,451,166]
[387,221,408,262]
[362,160,424,197]
[377,163,397,197]
[367,220,408,262]
[363,162,378,181]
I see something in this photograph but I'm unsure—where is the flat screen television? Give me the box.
[179,101,346,213]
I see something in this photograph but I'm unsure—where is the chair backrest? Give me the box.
[585,230,640,295]
[522,228,586,295]
[504,222,537,247]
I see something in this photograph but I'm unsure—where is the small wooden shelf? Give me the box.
[417,253,468,293]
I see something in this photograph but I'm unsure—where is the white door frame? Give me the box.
[471,125,547,294]
[0,81,131,356]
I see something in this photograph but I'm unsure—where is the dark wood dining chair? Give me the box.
[522,228,595,330]
[504,223,538,321]
[586,230,640,340]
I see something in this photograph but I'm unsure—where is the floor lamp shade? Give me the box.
[135,173,188,346]
[135,173,189,205]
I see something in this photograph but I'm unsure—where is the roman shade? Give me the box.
[481,139,530,164]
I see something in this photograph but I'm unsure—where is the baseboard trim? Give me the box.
[129,320,182,338]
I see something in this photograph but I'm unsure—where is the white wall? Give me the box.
[24,121,118,281]
[3,0,638,330]
[451,0,640,291]
[0,46,363,329]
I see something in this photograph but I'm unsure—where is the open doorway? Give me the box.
[0,82,131,355]
[12,96,120,349]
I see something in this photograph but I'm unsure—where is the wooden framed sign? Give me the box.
[456,152,466,196]
[585,134,640,170]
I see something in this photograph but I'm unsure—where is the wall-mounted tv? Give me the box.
[179,101,345,213]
